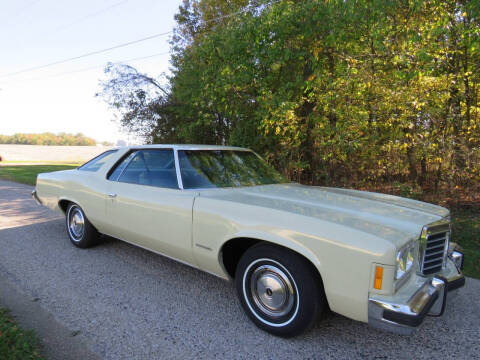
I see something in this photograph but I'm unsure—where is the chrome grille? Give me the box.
[420,220,449,275]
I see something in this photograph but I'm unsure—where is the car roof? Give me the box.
[118,144,252,151]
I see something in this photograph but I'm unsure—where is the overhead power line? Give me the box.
[0,31,171,79]
[53,0,129,32]
[5,0,41,21]
[0,0,280,80]
[43,51,170,79]
[0,51,170,85]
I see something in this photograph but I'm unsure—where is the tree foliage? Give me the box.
[99,0,480,200]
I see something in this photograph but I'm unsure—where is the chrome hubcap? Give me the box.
[68,207,84,241]
[250,264,295,318]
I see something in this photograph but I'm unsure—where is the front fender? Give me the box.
[192,196,395,323]
[217,230,323,280]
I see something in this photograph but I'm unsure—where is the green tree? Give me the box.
[0,133,98,146]
[98,0,480,198]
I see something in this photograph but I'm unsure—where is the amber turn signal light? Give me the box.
[374,266,383,290]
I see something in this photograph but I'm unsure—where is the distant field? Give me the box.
[0,144,112,163]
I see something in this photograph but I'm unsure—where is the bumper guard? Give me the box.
[31,190,42,205]
[368,255,465,335]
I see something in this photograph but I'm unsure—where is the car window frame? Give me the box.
[106,148,180,190]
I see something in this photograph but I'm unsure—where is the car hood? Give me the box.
[199,183,449,248]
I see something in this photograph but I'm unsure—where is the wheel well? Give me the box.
[58,199,70,214]
[221,238,324,290]
[221,238,260,278]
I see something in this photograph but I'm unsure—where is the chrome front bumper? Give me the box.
[31,190,42,205]
[368,255,465,335]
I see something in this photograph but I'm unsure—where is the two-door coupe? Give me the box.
[32,145,465,336]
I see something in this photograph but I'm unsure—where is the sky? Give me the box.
[0,0,182,144]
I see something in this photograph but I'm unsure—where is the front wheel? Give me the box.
[235,244,325,337]
[66,203,99,248]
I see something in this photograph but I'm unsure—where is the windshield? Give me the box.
[178,150,287,189]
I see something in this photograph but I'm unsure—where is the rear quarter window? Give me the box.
[78,150,117,172]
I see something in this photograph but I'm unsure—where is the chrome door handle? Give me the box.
[107,193,117,198]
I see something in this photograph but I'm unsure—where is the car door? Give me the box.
[104,148,196,265]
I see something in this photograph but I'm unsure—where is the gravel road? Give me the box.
[0,179,479,360]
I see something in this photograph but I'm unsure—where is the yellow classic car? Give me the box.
[32,145,465,337]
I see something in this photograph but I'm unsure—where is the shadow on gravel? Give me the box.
[0,196,57,230]
[0,181,61,230]
[0,219,478,359]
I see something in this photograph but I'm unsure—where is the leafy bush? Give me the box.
[99,0,480,204]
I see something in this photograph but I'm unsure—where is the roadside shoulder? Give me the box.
[0,270,103,360]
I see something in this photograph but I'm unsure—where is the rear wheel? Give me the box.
[66,203,99,248]
[235,244,325,337]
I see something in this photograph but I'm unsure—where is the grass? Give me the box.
[0,308,45,360]
[451,209,480,279]
[0,165,78,186]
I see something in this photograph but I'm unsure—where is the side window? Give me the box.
[114,149,178,189]
[178,150,216,189]
[78,150,117,172]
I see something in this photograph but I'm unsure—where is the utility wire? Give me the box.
[0,31,171,79]
[53,0,129,32]
[43,51,170,79]
[0,51,170,85]
[4,0,41,21]
[0,0,280,80]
